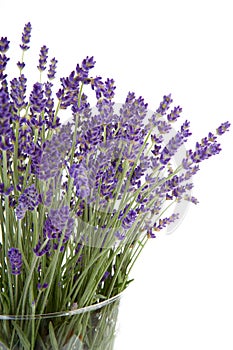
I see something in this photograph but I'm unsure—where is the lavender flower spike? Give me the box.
[156,94,173,116]
[37,45,49,72]
[8,248,23,275]
[20,22,32,51]
[0,37,10,81]
[47,57,58,79]
[216,121,231,135]
[16,185,40,220]
[0,37,10,52]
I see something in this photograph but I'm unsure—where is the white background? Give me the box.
[1,0,233,349]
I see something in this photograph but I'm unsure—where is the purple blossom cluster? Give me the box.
[0,87,15,150]
[0,36,10,82]
[20,22,32,51]
[159,120,191,165]
[70,163,90,199]
[182,127,230,170]
[34,206,74,256]
[37,45,49,72]
[29,82,46,117]
[10,74,28,110]
[57,56,96,110]
[32,123,73,180]
[16,184,40,219]
[8,248,23,275]
[47,57,58,80]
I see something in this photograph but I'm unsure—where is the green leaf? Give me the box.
[49,321,59,350]
[12,322,31,350]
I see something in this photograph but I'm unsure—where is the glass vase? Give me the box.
[0,293,122,350]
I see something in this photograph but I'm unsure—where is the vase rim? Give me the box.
[0,291,124,320]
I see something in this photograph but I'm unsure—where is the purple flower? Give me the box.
[47,57,58,79]
[70,163,90,199]
[0,183,14,196]
[16,184,40,219]
[17,61,26,70]
[10,74,28,109]
[147,228,156,238]
[76,56,96,83]
[37,45,49,72]
[44,206,74,244]
[119,207,137,230]
[98,164,118,199]
[0,45,10,81]
[37,283,48,289]
[0,37,10,52]
[43,182,54,207]
[17,122,35,156]
[130,165,143,187]
[0,87,14,150]
[183,194,199,205]
[119,92,148,126]
[156,119,172,134]
[167,106,182,122]
[156,94,173,115]
[29,83,46,123]
[216,121,231,135]
[160,120,191,165]
[101,78,116,100]
[34,206,74,256]
[154,213,179,231]
[182,124,230,170]
[8,248,23,275]
[90,76,105,99]
[81,56,96,71]
[33,240,51,257]
[115,231,126,241]
[100,271,110,284]
[96,98,115,124]
[32,123,72,180]
[20,22,32,51]
[82,124,103,147]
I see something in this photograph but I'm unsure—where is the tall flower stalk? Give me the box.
[0,24,231,349]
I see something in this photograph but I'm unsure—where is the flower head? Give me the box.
[29,82,46,116]
[10,74,28,110]
[44,206,74,244]
[16,185,40,219]
[37,45,49,72]
[20,22,32,51]
[216,121,231,135]
[167,106,182,122]
[47,57,58,79]
[0,37,10,53]
[0,87,14,150]
[156,94,173,116]
[32,123,73,180]
[70,163,90,199]
[8,248,23,275]
[0,38,10,81]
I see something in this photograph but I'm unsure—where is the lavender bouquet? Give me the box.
[0,23,230,349]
